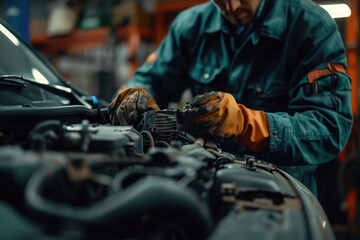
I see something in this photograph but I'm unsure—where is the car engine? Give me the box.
[0,109,334,240]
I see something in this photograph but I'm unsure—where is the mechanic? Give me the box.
[108,0,353,194]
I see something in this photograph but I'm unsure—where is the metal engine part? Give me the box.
[0,110,336,240]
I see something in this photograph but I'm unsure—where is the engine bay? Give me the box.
[0,108,334,240]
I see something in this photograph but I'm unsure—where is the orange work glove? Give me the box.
[184,91,270,153]
[108,87,159,126]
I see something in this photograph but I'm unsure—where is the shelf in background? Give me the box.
[31,24,153,75]
[31,24,153,56]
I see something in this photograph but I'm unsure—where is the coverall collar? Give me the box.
[205,0,287,42]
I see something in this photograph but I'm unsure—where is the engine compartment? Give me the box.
[0,109,334,240]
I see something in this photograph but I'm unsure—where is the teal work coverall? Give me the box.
[126,0,353,193]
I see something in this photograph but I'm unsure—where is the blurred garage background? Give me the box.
[0,0,359,239]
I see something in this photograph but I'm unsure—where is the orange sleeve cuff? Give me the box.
[236,104,270,153]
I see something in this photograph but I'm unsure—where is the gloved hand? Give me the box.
[184,91,270,153]
[108,87,159,126]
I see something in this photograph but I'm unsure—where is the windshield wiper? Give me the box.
[0,77,27,88]
[0,75,74,99]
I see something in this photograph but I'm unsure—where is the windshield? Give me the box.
[0,23,62,86]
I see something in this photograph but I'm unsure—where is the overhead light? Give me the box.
[320,4,351,19]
